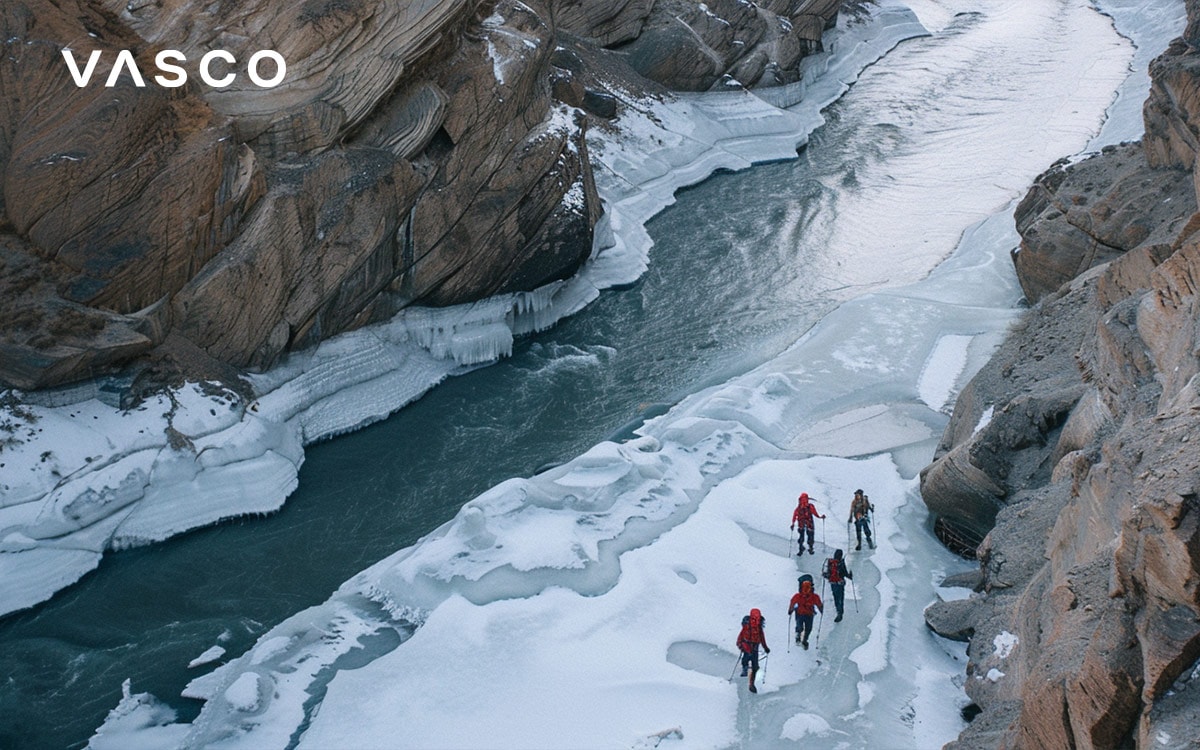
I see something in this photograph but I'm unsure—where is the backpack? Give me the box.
[822,558,843,584]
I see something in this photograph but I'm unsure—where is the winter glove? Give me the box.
[846,572,853,580]
[764,647,770,654]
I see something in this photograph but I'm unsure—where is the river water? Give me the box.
[0,1,1149,747]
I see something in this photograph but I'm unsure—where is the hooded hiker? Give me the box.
[790,492,826,555]
[737,608,770,693]
[822,549,853,622]
[848,489,874,550]
[787,578,823,649]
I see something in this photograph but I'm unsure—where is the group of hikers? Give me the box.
[735,489,876,693]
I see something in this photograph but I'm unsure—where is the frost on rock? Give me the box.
[973,405,994,435]
[992,630,1018,659]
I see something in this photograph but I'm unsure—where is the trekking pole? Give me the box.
[787,612,792,653]
[850,576,859,613]
[729,654,741,681]
[761,652,768,685]
[815,607,824,648]
[821,517,826,547]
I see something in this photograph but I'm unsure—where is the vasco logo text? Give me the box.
[62,49,287,88]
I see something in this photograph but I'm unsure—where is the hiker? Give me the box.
[787,577,823,649]
[822,549,852,622]
[737,608,770,693]
[790,492,826,555]
[848,489,874,550]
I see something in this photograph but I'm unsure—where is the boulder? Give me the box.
[1013,143,1195,304]
[616,0,840,91]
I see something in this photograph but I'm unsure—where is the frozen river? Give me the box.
[0,0,1184,747]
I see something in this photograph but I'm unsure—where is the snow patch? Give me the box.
[973,405,994,435]
[188,646,226,669]
[918,334,973,411]
[780,713,834,739]
[993,630,1018,659]
[224,673,263,712]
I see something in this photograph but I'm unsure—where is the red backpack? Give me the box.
[823,557,844,584]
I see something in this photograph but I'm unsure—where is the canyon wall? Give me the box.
[0,0,842,391]
[922,8,1200,747]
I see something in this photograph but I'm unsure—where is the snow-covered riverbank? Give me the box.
[0,6,926,619]
[79,0,1187,747]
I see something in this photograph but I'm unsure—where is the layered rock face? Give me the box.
[923,14,1200,749]
[606,0,842,90]
[0,0,843,390]
[0,0,609,386]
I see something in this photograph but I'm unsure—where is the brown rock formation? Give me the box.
[1013,143,1195,305]
[611,0,841,90]
[0,0,844,389]
[0,0,611,387]
[925,13,1200,748]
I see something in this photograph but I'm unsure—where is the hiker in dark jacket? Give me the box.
[848,489,874,550]
[787,579,823,649]
[822,549,853,622]
[737,608,770,692]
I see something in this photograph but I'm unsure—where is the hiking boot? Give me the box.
[834,613,843,623]
[802,639,808,649]
[808,547,815,554]
[749,684,757,693]
[855,543,861,551]
[741,668,748,677]
[795,634,802,644]
[868,539,875,549]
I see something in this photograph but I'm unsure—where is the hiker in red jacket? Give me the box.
[737,608,770,693]
[790,492,825,555]
[787,578,823,649]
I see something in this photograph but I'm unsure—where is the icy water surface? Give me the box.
[0,0,1154,746]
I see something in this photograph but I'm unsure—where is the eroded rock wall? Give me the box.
[0,0,615,386]
[613,0,842,90]
[0,0,842,389]
[923,14,1200,749]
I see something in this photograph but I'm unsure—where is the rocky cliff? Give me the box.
[0,0,842,391]
[922,8,1200,748]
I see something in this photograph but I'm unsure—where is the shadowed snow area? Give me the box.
[79,0,1188,747]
